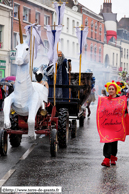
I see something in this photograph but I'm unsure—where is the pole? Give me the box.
[29,27,32,77]
[31,36,35,81]
[69,62,71,102]
[53,22,56,106]
[78,25,83,99]
[78,53,82,99]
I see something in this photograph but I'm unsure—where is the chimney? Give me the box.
[124,15,126,18]
[110,0,111,3]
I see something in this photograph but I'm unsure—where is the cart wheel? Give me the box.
[58,108,69,148]
[79,115,84,127]
[0,129,8,156]
[9,134,22,147]
[71,120,77,138]
[50,128,58,157]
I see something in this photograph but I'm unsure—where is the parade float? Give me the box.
[0,1,92,157]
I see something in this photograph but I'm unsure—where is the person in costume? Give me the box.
[47,51,69,101]
[97,81,127,167]
[56,51,69,100]
[86,75,96,117]
[34,66,49,115]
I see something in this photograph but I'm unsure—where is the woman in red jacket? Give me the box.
[97,81,127,167]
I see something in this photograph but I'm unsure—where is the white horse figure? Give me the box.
[4,15,48,139]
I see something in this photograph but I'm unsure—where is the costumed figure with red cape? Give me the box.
[96,81,128,167]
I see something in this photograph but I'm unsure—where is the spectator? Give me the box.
[0,84,5,111]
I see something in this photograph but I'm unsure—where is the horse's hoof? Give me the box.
[4,122,11,129]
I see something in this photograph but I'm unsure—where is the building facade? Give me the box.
[82,6,105,65]
[117,19,129,73]
[58,5,82,63]
[0,2,12,79]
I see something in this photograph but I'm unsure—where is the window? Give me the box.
[44,40,49,54]
[127,49,128,59]
[23,35,27,41]
[85,17,88,26]
[44,15,50,25]
[67,40,69,54]
[99,25,102,41]
[72,42,75,55]
[124,48,126,58]
[67,17,69,33]
[76,43,79,55]
[116,54,118,67]
[13,32,17,49]
[23,7,30,22]
[90,44,93,60]
[77,22,79,27]
[91,21,93,38]
[99,47,101,62]
[95,23,97,40]
[14,4,19,19]
[0,25,3,48]
[121,48,123,58]
[84,44,87,57]
[121,62,123,67]
[61,38,64,51]
[35,12,40,24]
[94,46,97,61]
[112,53,114,66]
[72,20,75,35]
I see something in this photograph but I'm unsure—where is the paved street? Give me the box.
[1,105,129,194]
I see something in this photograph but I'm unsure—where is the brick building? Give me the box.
[0,1,12,78]
[82,6,104,64]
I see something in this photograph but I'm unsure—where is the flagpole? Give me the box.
[29,26,32,79]
[78,25,83,99]
[31,36,35,81]
[53,22,56,106]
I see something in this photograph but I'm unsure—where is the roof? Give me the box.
[118,18,129,31]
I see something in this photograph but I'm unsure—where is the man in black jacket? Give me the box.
[0,84,5,111]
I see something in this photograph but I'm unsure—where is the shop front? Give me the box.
[0,60,6,79]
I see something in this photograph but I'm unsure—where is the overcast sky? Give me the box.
[78,0,129,21]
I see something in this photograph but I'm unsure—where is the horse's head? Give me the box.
[15,8,29,65]
[15,42,29,65]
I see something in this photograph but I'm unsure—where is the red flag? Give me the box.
[96,96,127,143]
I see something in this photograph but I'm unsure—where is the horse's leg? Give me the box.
[27,95,41,139]
[3,93,14,129]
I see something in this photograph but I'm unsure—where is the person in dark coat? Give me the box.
[47,51,69,101]
[56,51,69,100]
[0,84,5,111]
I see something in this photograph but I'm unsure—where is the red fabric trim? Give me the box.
[106,31,117,44]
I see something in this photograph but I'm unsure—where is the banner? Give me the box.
[103,13,117,44]
[54,2,66,25]
[25,24,46,59]
[76,27,88,54]
[46,25,62,72]
[96,95,127,143]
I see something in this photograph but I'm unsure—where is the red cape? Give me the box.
[96,96,128,143]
